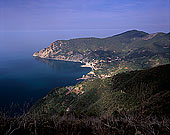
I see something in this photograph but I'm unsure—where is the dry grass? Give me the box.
[0,112,169,135]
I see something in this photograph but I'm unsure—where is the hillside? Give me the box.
[31,30,170,116]
[33,30,170,79]
[30,64,170,117]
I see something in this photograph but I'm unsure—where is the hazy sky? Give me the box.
[0,0,169,33]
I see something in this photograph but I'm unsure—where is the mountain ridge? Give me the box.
[33,29,170,79]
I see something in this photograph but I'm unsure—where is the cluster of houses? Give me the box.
[65,85,85,95]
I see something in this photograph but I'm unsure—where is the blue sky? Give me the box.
[0,0,169,33]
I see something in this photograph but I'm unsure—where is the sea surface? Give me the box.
[0,31,94,112]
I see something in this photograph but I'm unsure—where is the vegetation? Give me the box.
[1,113,170,135]
[30,64,170,117]
[2,30,170,134]
[1,64,170,135]
[34,30,170,77]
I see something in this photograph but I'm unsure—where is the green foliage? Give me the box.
[35,30,170,77]
[31,64,170,117]
[30,87,78,115]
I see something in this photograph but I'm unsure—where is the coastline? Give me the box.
[33,56,93,80]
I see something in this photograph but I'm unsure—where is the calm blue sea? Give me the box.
[0,31,92,111]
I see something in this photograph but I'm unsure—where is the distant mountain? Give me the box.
[33,30,169,55]
[33,30,170,78]
[30,64,170,116]
[33,30,149,56]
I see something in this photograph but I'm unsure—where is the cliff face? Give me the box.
[33,41,85,62]
[33,51,39,56]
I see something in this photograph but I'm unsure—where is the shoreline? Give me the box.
[33,56,94,80]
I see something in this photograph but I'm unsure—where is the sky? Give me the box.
[0,0,169,34]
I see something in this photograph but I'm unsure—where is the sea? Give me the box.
[0,31,96,113]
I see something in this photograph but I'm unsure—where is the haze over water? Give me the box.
[0,31,99,109]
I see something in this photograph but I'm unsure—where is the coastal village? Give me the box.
[64,58,131,96]
[78,58,130,80]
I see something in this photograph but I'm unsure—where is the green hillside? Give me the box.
[30,64,170,117]
[61,30,149,52]
[31,30,170,116]
[33,30,170,78]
